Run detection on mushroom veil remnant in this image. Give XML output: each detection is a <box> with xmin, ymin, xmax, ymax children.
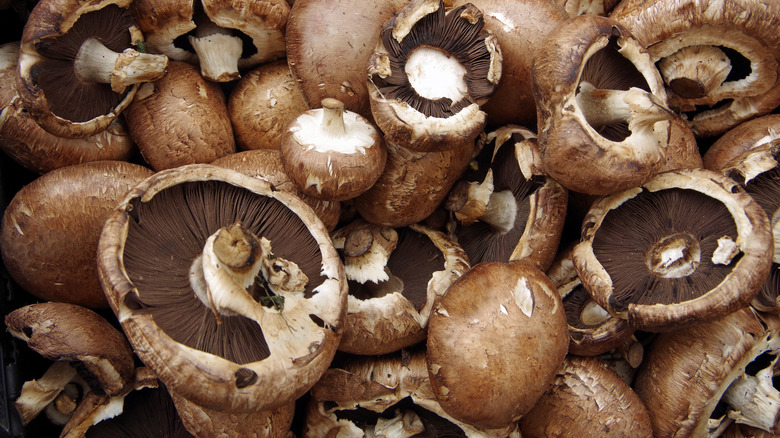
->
<box><xmin>97</xmin><ymin>164</ymin><xmax>347</xmax><ymax>413</ymax></box>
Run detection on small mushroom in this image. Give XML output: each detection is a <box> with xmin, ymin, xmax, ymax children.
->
<box><xmin>97</xmin><ymin>164</ymin><xmax>347</xmax><ymax>413</ymax></box>
<box><xmin>0</xmin><ymin>160</ymin><xmax>154</xmax><ymax>308</ymax></box>
<box><xmin>573</xmin><ymin>168</ymin><xmax>774</xmax><ymax>331</ymax></box>
<box><xmin>280</xmin><ymin>97</ymin><xmax>387</xmax><ymax>201</ymax></box>
<box><xmin>426</xmin><ymin>259</ymin><xmax>569</xmax><ymax>429</ymax></box>
<box><xmin>16</xmin><ymin>0</ymin><xmax>168</xmax><ymax>138</ymax></box>
<box><xmin>367</xmin><ymin>0</ymin><xmax>502</xmax><ymax>153</ymax></box>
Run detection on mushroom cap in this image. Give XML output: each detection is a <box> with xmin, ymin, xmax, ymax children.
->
<box><xmin>634</xmin><ymin>308</ymin><xmax>780</xmax><ymax>437</ymax></box>
<box><xmin>228</xmin><ymin>59</ymin><xmax>309</xmax><ymax>151</ymax></box>
<box><xmin>0</xmin><ymin>42</ymin><xmax>136</xmax><ymax>174</ymax></box>
<box><xmin>124</xmin><ymin>61</ymin><xmax>236</xmax><ymax>171</ymax></box>
<box><xmin>573</xmin><ymin>168</ymin><xmax>774</xmax><ymax>331</ymax></box>
<box><xmin>519</xmin><ymin>356</ymin><xmax>653</xmax><ymax>437</ymax></box>
<box><xmin>610</xmin><ymin>0</ymin><xmax>780</xmax><ymax>138</ymax></box>
<box><xmin>211</xmin><ymin>149</ymin><xmax>342</xmax><ymax>231</ymax></box>
<box><xmin>532</xmin><ymin>14</ymin><xmax>672</xmax><ymax>195</ymax></box>
<box><xmin>5</xmin><ymin>302</ymin><xmax>135</xmax><ymax>397</ymax></box>
<box><xmin>16</xmin><ymin>0</ymin><xmax>149</xmax><ymax>138</ymax></box>
<box><xmin>97</xmin><ymin>163</ymin><xmax>347</xmax><ymax>413</ymax></box>
<box><xmin>0</xmin><ymin>160</ymin><xmax>154</xmax><ymax>308</ymax></box>
<box><xmin>426</xmin><ymin>259</ymin><xmax>569</xmax><ymax>429</ymax></box>
<box><xmin>703</xmin><ymin>115</ymin><xmax>780</xmax><ymax>172</ymax></box>
<box><xmin>451</xmin><ymin>0</ymin><xmax>569</xmax><ymax>128</ymax></box>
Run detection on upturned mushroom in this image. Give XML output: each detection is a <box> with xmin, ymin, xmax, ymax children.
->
<box><xmin>0</xmin><ymin>160</ymin><xmax>154</xmax><ymax>308</ymax></box>
<box><xmin>573</xmin><ymin>168</ymin><xmax>774</xmax><ymax>331</ymax></box>
<box><xmin>610</xmin><ymin>0</ymin><xmax>780</xmax><ymax>138</ymax></box>
<box><xmin>97</xmin><ymin>164</ymin><xmax>347</xmax><ymax>413</ymax></box>
<box><xmin>532</xmin><ymin>14</ymin><xmax>678</xmax><ymax>195</ymax></box>
<box><xmin>426</xmin><ymin>259</ymin><xmax>569</xmax><ymax>429</ymax></box>
<box><xmin>280</xmin><ymin>98</ymin><xmax>387</xmax><ymax>201</ymax></box>
<box><xmin>16</xmin><ymin>0</ymin><xmax>168</xmax><ymax>138</ymax></box>
<box><xmin>367</xmin><ymin>0</ymin><xmax>502</xmax><ymax>153</ymax></box>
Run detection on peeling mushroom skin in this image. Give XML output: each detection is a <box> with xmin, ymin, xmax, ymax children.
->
<box><xmin>532</xmin><ymin>14</ymin><xmax>674</xmax><ymax>196</ymax></box>
<box><xmin>0</xmin><ymin>160</ymin><xmax>154</xmax><ymax>308</ymax></box>
<box><xmin>97</xmin><ymin>164</ymin><xmax>347</xmax><ymax>413</ymax></box>
<box><xmin>573</xmin><ymin>168</ymin><xmax>774</xmax><ymax>331</ymax></box>
<box><xmin>610</xmin><ymin>0</ymin><xmax>780</xmax><ymax>138</ymax></box>
<box><xmin>426</xmin><ymin>259</ymin><xmax>569</xmax><ymax>429</ymax></box>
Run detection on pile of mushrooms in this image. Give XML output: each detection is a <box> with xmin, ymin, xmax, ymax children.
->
<box><xmin>3</xmin><ymin>0</ymin><xmax>780</xmax><ymax>436</ymax></box>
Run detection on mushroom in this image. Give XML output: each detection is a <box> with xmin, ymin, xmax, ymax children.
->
<box><xmin>367</xmin><ymin>0</ymin><xmax>502</xmax><ymax>153</ymax></box>
<box><xmin>228</xmin><ymin>59</ymin><xmax>309</xmax><ymax>151</ymax></box>
<box><xmin>132</xmin><ymin>0</ymin><xmax>289</xmax><ymax>82</ymax></box>
<box><xmin>573</xmin><ymin>168</ymin><xmax>774</xmax><ymax>331</ymax></box>
<box><xmin>280</xmin><ymin>97</ymin><xmax>387</xmax><ymax>201</ymax></box>
<box><xmin>331</xmin><ymin>219</ymin><xmax>470</xmax><ymax>355</ymax></box>
<box><xmin>0</xmin><ymin>41</ymin><xmax>136</xmax><ymax>174</ymax></box>
<box><xmin>518</xmin><ymin>356</ymin><xmax>654</xmax><ymax>437</ymax></box>
<box><xmin>634</xmin><ymin>308</ymin><xmax>780</xmax><ymax>436</ymax></box>
<box><xmin>16</xmin><ymin>0</ymin><xmax>168</xmax><ymax>138</ymax></box>
<box><xmin>445</xmin><ymin>125</ymin><xmax>568</xmax><ymax>271</ymax></box>
<box><xmin>552</xmin><ymin>0</ymin><xmax>620</xmax><ymax>16</ymax></box>
<box><xmin>610</xmin><ymin>0</ymin><xmax>780</xmax><ymax>138</ymax></box>
<box><xmin>426</xmin><ymin>259</ymin><xmax>569</xmax><ymax>429</ymax></box>
<box><xmin>211</xmin><ymin>149</ymin><xmax>341</xmax><ymax>231</ymax></box>
<box><xmin>97</xmin><ymin>164</ymin><xmax>347</xmax><ymax>413</ymax></box>
<box><xmin>0</xmin><ymin>160</ymin><xmax>154</xmax><ymax>308</ymax></box>
<box><xmin>532</xmin><ymin>14</ymin><xmax>678</xmax><ymax>195</ymax></box>
<box><xmin>5</xmin><ymin>302</ymin><xmax>135</xmax><ymax>425</ymax></box>
<box><xmin>123</xmin><ymin>61</ymin><xmax>236</xmax><ymax>171</ymax></box>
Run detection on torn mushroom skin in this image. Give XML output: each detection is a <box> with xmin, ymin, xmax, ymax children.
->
<box><xmin>634</xmin><ymin>308</ymin><xmax>780</xmax><ymax>437</ymax></box>
<box><xmin>367</xmin><ymin>0</ymin><xmax>502</xmax><ymax>153</ymax></box>
<box><xmin>331</xmin><ymin>219</ymin><xmax>470</xmax><ymax>355</ymax></box>
<box><xmin>16</xmin><ymin>0</ymin><xmax>168</xmax><ymax>138</ymax></box>
<box><xmin>573</xmin><ymin>168</ymin><xmax>774</xmax><ymax>331</ymax></box>
<box><xmin>97</xmin><ymin>164</ymin><xmax>347</xmax><ymax>413</ymax></box>
<box><xmin>132</xmin><ymin>0</ymin><xmax>289</xmax><ymax>82</ymax></box>
<box><xmin>532</xmin><ymin>14</ymin><xmax>675</xmax><ymax>196</ymax></box>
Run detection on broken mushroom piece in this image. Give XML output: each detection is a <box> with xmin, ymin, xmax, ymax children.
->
<box><xmin>16</xmin><ymin>0</ymin><xmax>168</xmax><ymax>138</ymax></box>
<box><xmin>304</xmin><ymin>348</ymin><xmax>521</xmax><ymax>437</ymax></box>
<box><xmin>519</xmin><ymin>356</ymin><xmax>654</xmax><ymax>437</ymax></box>
<box><xmin>610</xmin><ymin>0</ymin><xmax>780</xmax><ymax>138</ymax></box>
<box><xmin>573</xmin><ymin>168</ymin><xmax>774</xmax><ymax>331</ymax></box>
<box><xmin>331</xmin><ymin>219</ymin><xmax>470</xmax><ymax>355</ymax></box>
<box><xmin>0</xmin><ymin>41</ymin><xmax>136</xmax><ymax>174</ymax></box>
<box><xmin>635</xmin><ymin>308</ymin><xmax>780</xmax><ymax>436</ymax></box>
<box><xmin>5</xmin><ymin>302</ymin><xmax>135</xmax><ymax>425</ymax></box>
<box><xmin>0</xmin><ymin>160</ymin><xmax>154</xmax><ymax>308</ymax></box>
<box><xmin>367</xmin><ymin>0</ymin><xmax>502</xmax><ymax>153</ymax></box>
<box><xmin>280</xmin><ymin>98</ymin><xmax>387</xmax><ymax>202</ymax></box>
<box><xmin>132</xmin><ymin>0</ymin><xmax>289</xmax><ymax>82</ymax></box>
<box><xmin>703</xmin><ymin>115</ymin><xmax>780</xmax><ymax>172</ymax></box>
<box><xmin>426</xmin><ymin>259</ymin><xmax>569</xmax><ymax>429</ymax></box>
<box><xmin>446</xmin><ymin>125</ymin><xmax>568</xmax><ymax>270</ymax></box>
<box><xmin>532</xmin><ymin>14</ymin><xmax>676</xmax><ymax>195</ymax></box>
<box><xmin>97</xmin><ymin>164</ymin><xmax>347</xmax><ymax>413</ymax></box>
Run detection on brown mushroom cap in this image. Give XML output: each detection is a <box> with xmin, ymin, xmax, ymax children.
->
<box><xmin>703</xmin><ymin>115</ymin><xmax>780</xmax><ymax>172</ymax></box>
<box><xmin>532</xmin><ymin>14</ymin><xmax>674</xmax><ymax>195</ymax></box>
<box><xmin>573</xmin><ymin>168</ymin><xmax>774</xmax><ymax>331</ymax></box>
<box><xmin>426</xmin><ymin>259</ymin><xmax>569</xmax><ymax>429</ymax></box>
<box><xmin>97</xmin><ymin>164</ymin><xmax>347</xmax><ymax>413</ymax></box>
<box><xmin>519</xmin><ymin>355</ymin><xmax>653</xmax><ymax>437</ymax></box>
<box><xmin>0</xmin><ymin>160</ymin><xmax>154</xmax><ymax>308</ymax></box>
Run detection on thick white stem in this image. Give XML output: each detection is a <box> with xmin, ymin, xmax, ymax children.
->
<box><xmin>480</xmin><ymin>189</ymin><xmax>517</xmax><ymax>234</ymax></box>
<box><xmin>320</xmin><ymin>98</ymin><xmax>347</xmax><ymax>137</ymax></box>
<box><xmin>74</xmin><ymin>38</ymin><xmax>168</xmax><ymax>93</ymax></box>
<box><xmin>576</xmin><ymin>82</ymin><xmax>672</xmax><ymax>131</ymax></box>
<box><xmin>723</xmin><ymin>365</ymin><xmax>780</xmax><ymax>433</ymax></box>
<box><xmin>188</xmin><ymin>20</ymin><xmax>242</xmax><ymax>82</ymax></box>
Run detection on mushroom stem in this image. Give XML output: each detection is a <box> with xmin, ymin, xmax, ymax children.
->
<box><xmin>576</xmin><ymin>81</ymin><xmax>673</xmax><ymax>132</ymax></box>
<box><xmin>320</xmin><ymin>98</ymin><xmax>347</xmax><ymax>137</ymax></box>
<box><xmin>480</xmin><ymin>189</ymin><xmax>518</xmax><ymax>234</ymax></box>
<box><xmin>722</xmin><ymin>363</ymin><xmax>780</xmax><ymax>433</ymax></box>
<box><xmin>657</xmin><ymin>46</ymin><xmax>732</xmax><ymax>99</ymax></box>
<box><xmin>15</xmin><ymin>361</ymin><xmax>79</xmax><ymax>425</ymax></box>
<box><xmin>73</xmin><ymin>37</ymin><xmax>168</xmax><ymax>94</ymax></box>
<box><xmin>188</xmin><ymin>17</ymin><xmax>243</xmax><ymax>82</ymax></box>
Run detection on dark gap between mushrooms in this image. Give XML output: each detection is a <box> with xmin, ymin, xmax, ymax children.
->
<box><xmin>31</xmin><ymin>4</ymin><xmax>133</xmax><ymax>122</ymax></box>
<box><xmin>122</xmin><ymin>180</ymin><xmax>325</xmax><ymax>364</ymax></box>
<box><xmin>592</xmin><ymin>188</ymin><xmax>740</xmax><ymax>310</ymax></box>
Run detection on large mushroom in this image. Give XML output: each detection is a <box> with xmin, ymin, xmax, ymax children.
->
<box><xmin>97</xmin><ymin>164</ymin><xmax>347</xmax><ymax>413</ymax></box>
<box><xmin>16</xmin><ymin>0</ymin><xmax>168</xmax><ymax>138</ymax></box>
